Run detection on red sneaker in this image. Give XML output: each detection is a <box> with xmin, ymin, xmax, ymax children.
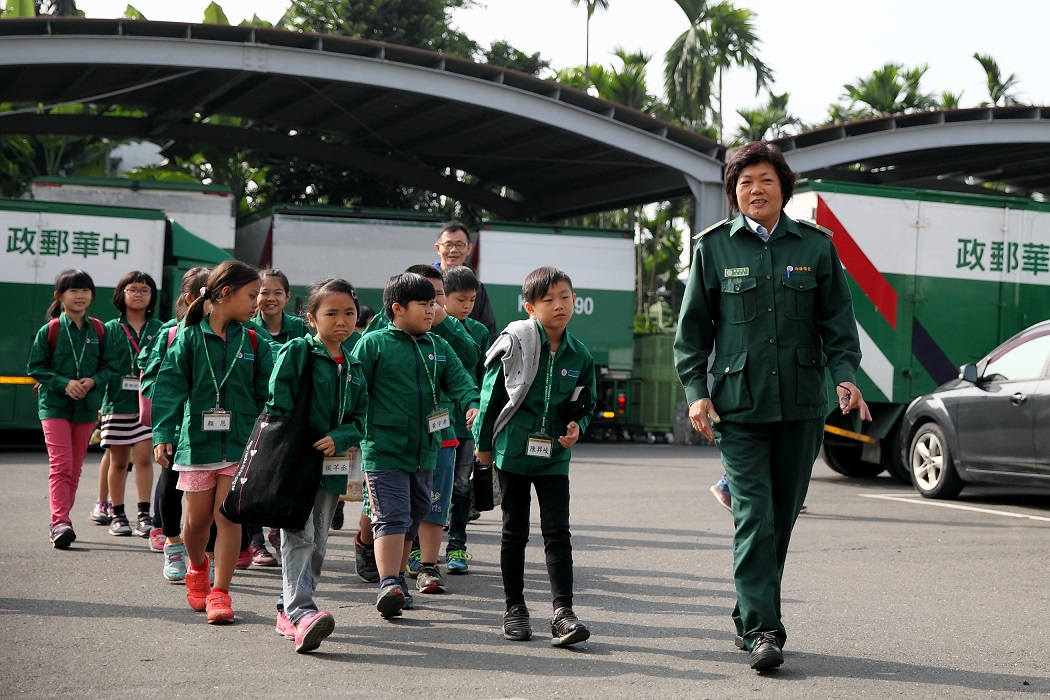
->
<box><xmin>185</xmin><ymin>555</ymin><xmax>211</xmax><ymax>612</ymax></box>
<box><xmin>235</xmin><ymin>548</ymin><xmax>252</xmax><ymax>569</ymax></box>
<box><xmin>275</xmin><ymin>610</ymin><xmax>295</xmax><ymax>639</ymax></box>
<box><xmin>205</xmin><ymin>591</ymin><xmax>234</xmax><ymax>624</ymax></box>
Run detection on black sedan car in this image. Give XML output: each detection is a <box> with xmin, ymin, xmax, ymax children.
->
<box><xmin>900</xmin><ymin>319</ymin><xmax>1050</xmax><ymax>499</ymax></box>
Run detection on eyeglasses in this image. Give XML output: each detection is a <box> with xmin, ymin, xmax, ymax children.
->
<box><xmin>124</xmin><ymin>287</ymin><xmax>151</xmax><ymax>295</ymax></box>
<box><xmin>439</xmin><ymin>241</ymin><xmax>469</xmax><ymax>251</ymax></box>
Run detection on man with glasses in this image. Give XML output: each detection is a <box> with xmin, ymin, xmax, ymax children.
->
<box><xmin>433</xmin><ymin>221</ymin><xmax>497</xmax><ymax>343</ymax></box>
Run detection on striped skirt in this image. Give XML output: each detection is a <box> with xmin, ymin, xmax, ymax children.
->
<box><xmin>100</xmin><ymin>413</ymin><xmax>152</xmax><ymax>448</ymax></box>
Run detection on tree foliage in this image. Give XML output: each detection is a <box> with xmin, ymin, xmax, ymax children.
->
<box><xmin>973</xmin><ymin>53</ymin><xmax>1021</xmax><ymax>106</ymax></box>
<box><xmin>731</xmin><ymin>92</ymin><xmax>799</xmax><ymax>145</ymax></box>
<box><xmin>834</xmin><ymin>63</ymin><xmax>936</xmax><ymax>120</ymax></box>
<box><xmin>483</xmin><ymin>40</ymin><xmax>550</xmax><ymax>76</ymax></box>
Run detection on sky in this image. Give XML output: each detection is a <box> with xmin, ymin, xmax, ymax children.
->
<box><xmin>68</xmin><ymin>0</ymin><xmax>1050</xmax><ymax>139</ymax></box>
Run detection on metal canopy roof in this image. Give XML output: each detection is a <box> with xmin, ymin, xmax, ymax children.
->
<box><xmin>0</xmin><ymin>17</ymin><xmax>727</xmax><ymax>223</ymax></box>
<box><xmin>769</xmin><ymin>107</ymin><xmax>1050</xmax><ymax>198</ymax></box>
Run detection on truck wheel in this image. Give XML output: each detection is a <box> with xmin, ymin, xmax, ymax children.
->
<box><xmin>909</xmin><ymin>423</ymin><xmax>963</xmax><ymax>499</ymax></box>
<box><xmin>822</xmin><ymin>443</ymin><xmax>886</xmax><ymax>478</ymax></box>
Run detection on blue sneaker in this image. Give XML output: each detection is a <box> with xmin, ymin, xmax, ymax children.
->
<box><xmin>163</xmin><ymin>542</ymin><xmax>187</xmax><ymax>584</ymax></box>
<box><xmin>446</xmin><ymin>549</ymin><xmax>471</xmax><ymax>574</ymax></box>
<box><xmin>406</xmin><ymin>549</ymin><xmax>422</xmax><ymax>578</ymax></box>
<box><xmin>398</xmin><ymin>575</ymin><xmax>415</xmax><ymax>610</ymax></box>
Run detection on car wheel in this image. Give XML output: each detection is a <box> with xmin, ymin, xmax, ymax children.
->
<box><xmin>909</xmin><ymin>423</ymin><xmax>963</xmax><ymax>499</ymax></box>
<box><xmin>822</xmin><ymin>442</ymin><xmax>886</xmax><ymax>478</ymax></box>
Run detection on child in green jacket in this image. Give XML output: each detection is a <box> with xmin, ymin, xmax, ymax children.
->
<box><xmin>152</xmin><ymin>260</ymin><xmax>275</xmax><ymax>625</ymax></box>
<box><xmin>353</xmin><ymin>272</ymin><xmax>480</xmax><ymax>619</ymax></box>
<box><xmin>269</xmin><ymin>278</ymin><xmax>368</xmax><ymax>653</ymax></box>
<box><xmin>474</xmin><ymin>266</ymin><xmax>596</xmax><ymax>647</ymax></box>
<box><xmin>27</xmin><ymin>269</ymin><xmax>118</xmax><ymax>549</ymax></box>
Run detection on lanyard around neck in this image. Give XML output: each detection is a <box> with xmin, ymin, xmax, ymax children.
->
<box><xmin>539</xmin><ymin>349</ymin><xmax>555</xmax><ymax>436</ymax></box>
<box><xmin>66</xmin><ymin>319</ymin><xmax>88</xmax><ymax>379</ymax></box>
<box><xmin>407</xmin><ymin>331</ymin><xmax>439</xmax><ymax>410</ymax></box>
<box><xmin>202</xmin><ymin>325</ymin><xmax>246</xmax><ymax>408</ymax></box>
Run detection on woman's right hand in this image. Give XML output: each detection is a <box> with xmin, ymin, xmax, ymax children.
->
<box><xmin>154</xmin><ymin>443</ymin><xmax>173</xmax><ymax>467</ymax></box>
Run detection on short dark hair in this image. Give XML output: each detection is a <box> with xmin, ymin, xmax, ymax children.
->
<box><xmin>443</xmin><ymin>265</ymin><xmax>480</xmax><ymax>295</ymax></box>
<box><xmin>357</xmin><ymin>305</ymin><xmax>375</xmax><ymax>330</ymax></box>
<box><xmin>724</xmin><ymin>141</ymin><xmax>798</xmax><ymax>214</ymax></box>
<box><xmin>522</xmin><ymin>266</ymin><xmax>573</xmax><ymax>304</ymax></box>
<box><xmin>438</xmin><ymin>221</ymin><xmax>470</xmax><ymax>241</ymax></box>
<box><xmin>47</xmin><ymin>269</ymin><xmax>95</xmax><ymax>320</ymax></box>
<box><xmin>405</xmin><ymin>264</ymin><xmax>442</xmax><ymax>281</ymax></box>
<box><xmin>306</xmin><ymin>277</ymin><xmax>359</xmax><ymax>318</ymax></box>
<box><xmin>259</xmin><ymin>267</ymin><xmax>291</xmax><ymax>293</ymax></box>
<box><xmin>383</xmin><ymin>273</ymin><xmax>435</xmax><ymax>320</ymax></box>
<box><xmin>112</xmin><ymin>270</ymin><xmax>158</xmax><ymax>316</ymax></box>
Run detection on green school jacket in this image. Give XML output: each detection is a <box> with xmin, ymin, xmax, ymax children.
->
<box><xmin>137</xmin><ymin>318</ymin><xmax>178</xmax><ymax>400</ymax></box>
<box><xmin>353</xmin><ymin>325</ymin><xmax>480</xmax><ymax>473</ymax></box>
<box><xmin>473</xmin><ymin>322</ymin><xmax>596</xmax><ymax>477</ymax></box>
<box><xmin>454</xmin><ymin>315</ymin><xmax>491</xmax><ymax>440</ymax></box>
<box><xmin>248</xmin><ymin>311</ymin><xmax>310</xmax><ymax>346</ymax></box>
<box><xmin>673</xmin><ymin>213</ymin><xmax>861</xmax><ymax>423</ymax></box>
<box><xmin>102</xmin><ymin>316</ymin><xmax>163</xmax><ymax>415</ymax></box>
<box><xmin>27</xmin><ymin>313</ymin><xmax>118</xmax><ymax>422</ymax></box>
<box><xmin>266</xmin><ymin>335</ymin><xmax>368</xmax><ymax>495</ymax></box>
<box><xmin>430</xmin><ymin>315</ymin><xmax>480</xmax><ymax>443</ymax></box>
<box><xmin>151</xmin><ymin>315</ymin><xmax>275</xmax><ymax>465</ymax></box>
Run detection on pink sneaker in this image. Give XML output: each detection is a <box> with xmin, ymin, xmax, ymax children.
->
<box><xmin>149</xmin><ymin>528</ymin><xmax>165</xmax><ymax>553</ymax></box>
<box><xmin>235</xmin><ymin>548</ymin><xmax>253</xmax><ymax>569</ymax></box>
<box><xmin>249</xmin><ymin>543</ymin><xmax>278</xmax><ymax>567</ymax></box>
<box><xmin>275</xmin><ymin>610</ymin><xmax>295</xmax><ymax>639</ymax></box>
<box><xmin>205</xmin><ymin>591</ymin><xmax>234</xmax><ymax>624</ymax></box>
<box><xmin>294</xmin><ymin>611</ymin><xmax>335</xmax><ymax>653</ymax></box>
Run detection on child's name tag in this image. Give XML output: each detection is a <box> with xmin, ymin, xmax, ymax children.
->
<box><xmin>122</xmin><ymin>376</ymin><xmax>141</xmax><ymax>391</ymax></box>
<box><xmin>527</xmin><ymin>434</ymin><xmax>553</xmax><ymax>459</ymax></box>
<box><xmin>428</xmin><ymin>409</ymin><xmax>451</xmax><ymax>433</ymax></box>
<box><xmin>202</xmin><ymin>410</ymin><xmax>231</xmax><ymax>432</ymax></box>
<box><xmin>323</xmin><ymin>452</ymin><xmax>351</xmax><ymax>475</ymax></box>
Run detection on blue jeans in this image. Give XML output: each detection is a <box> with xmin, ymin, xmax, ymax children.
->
<box><xmin>446</xmin><ymin>438</ymin><xmax>475</xmax><ymax>552</ymax></box>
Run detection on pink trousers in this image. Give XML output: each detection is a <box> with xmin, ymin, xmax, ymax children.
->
<box><xmin>41</xmin><ymin>419</ymin><xmax>96</xmax><ymax>529</ymax></box>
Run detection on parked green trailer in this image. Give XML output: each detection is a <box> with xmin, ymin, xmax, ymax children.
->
<box><xmin>784</xmin><ymin>181</ymin><xmax>1050</xmax><ymax>480</ymax></box>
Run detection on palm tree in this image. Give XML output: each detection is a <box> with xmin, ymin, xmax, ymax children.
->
<box><xmin>839</xmin><ymin>63</ymin><xmax>935</xmax><ymax>118</ymax></box>
<box><xmin>938</xmin><ymin>90</ymin><xmax>964</xmax><ymax>110</ymax></box>
<box><xmin>973</xmin><ymin>53</ymin><xmax>1021</xmax><ymax>106</ymax></box>
<box><xmin>732</xmin><ymin>92</ymin><xmax>799</xmax><ymax>145</ymax></box>
<box><xmin>568</xmin><ymin>0</ymin><xmax>610</xmax><ymax>91</ymax></box>
<box><xmin>604</xmin><ymin>47</ymin><xmax>653</xmax><ymax>111</ymax></box>
<box><xmin>664</xmin><ymin>0</ymin><xmax>771</xmax><ymax>139</ymax></box>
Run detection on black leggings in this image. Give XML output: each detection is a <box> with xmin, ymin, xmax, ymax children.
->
<box><xmin>152</xmin><ymin>467</ymin><xmax>183</xmax><ymax>539</ymax></box>
<box><xmin>497</xmin><ymin>469</ymin><xmax>573</xmax><ymax>612</ymax></box>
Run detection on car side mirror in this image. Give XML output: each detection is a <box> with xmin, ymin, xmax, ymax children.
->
<box><xmin>960</xmin><ymin>363</ymin><xmax>979</xmax><ymax>383</ymax></box>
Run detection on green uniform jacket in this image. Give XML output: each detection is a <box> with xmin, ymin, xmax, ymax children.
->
<box><xmin>473</xmin><ymin>322</ymin><xmax>596</xmax><ymax>477</ymax></box>
<box><xmin>454</xmin><ymin>316</ymin><xmax>490</xmax><ymax>440</ymax></box>
<box><xmin>151</xmin><ymin>316</ymin><xmax>276</xmax><ymax>465</ymax></box>
<box><xmin>27</xmin><ymin>313</ymin><xmax>118</xmax><ymax>422</ymax></box>
<box><xmin>137</xmin><ymin>318</ymin><xmax>178</xmax><ymax>400</ymax></box>
<box><xmin>102</xmin><ymin>316</ymin><xmax>163</xmax><ymax>415</ymax></box>
<box><xmin>247</xmin><ymin>311</ymin><xmax>310</xmax><ymax>346</ymax></box>
<box><xmin>266</xmin><ymin>335</ymin><xmax>368</xmax><ymax>495</ymax></box>
<box><xmin>353</xmin><ymin>325</ymin><xmax>480</xmax><ymax>473</ymax></box>
<box><xmin>674</xmin><ymin>213</ymin><xmax>862</xmax><ymax>423</ymax></box>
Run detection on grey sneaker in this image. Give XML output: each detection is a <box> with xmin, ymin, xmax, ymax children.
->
<box><xmin>376</xmin><ymin>579</ymin><xmax>405</xmax><ymax>618</ymax></box>
<box><xmin>551</xmin><ymin>607</ymin><xmax>590</xmax><ymax>647</ymax></box>
<box><xmin>133</xmin><ymin>514</ymin><xmax>153</xmax><ymax>538</ymax></box>
<box><xmin>398</xmin><ymin>575</ymin><xmax>415</xmax><ymax>609</ymax></box>
<box><xmin>502</xmin><ymin>604</ymin><xmax>532</xmax><ymax>641</ymax></box>
<box><xmin>416</xmin><ymin>565</ymin><xmax>445</xmax><ymax>594</ymax></box>
<box><xmin>50</xmin><ymin>523</ymin><xmax>76</xmax><ymax>549</ymax></box>
<box><xmin>109</xmin><ymin>516</ymin><xmax>132</xmax><ymax>537</ymax></box>
<box><xmin>90</xmin><ymin>501</ymin><xmax>112</xmax><ymax>525</ymax></box>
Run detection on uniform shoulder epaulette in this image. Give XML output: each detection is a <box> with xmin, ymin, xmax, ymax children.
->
<box><xmin>798</xmin><ymin>219</ymin><xmax>833</xmax><ymax>237</ymax></box>
<box><xmin>694</xmin><ymin>217</ymin><xmax>729</xmax><ymax>239</ymax></box>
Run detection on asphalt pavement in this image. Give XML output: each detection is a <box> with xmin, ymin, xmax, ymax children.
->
<box><xmin>1</xmin><ymin>442</ymin><xmax>1048</xmax><ymax>699</ymax></box>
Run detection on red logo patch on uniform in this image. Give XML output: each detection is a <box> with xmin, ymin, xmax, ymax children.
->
<box><xmin>561</xmin><ymin>369</ymin><xmax>568</xmax><ymax>376</ymax></box>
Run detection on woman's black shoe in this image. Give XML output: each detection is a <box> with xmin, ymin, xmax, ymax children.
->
<box><xmin>551</xmin><ymin>607</ymin><xmax>590</xmax><ymax>647</ymax></box>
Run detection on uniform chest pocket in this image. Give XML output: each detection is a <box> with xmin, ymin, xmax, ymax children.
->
<box><xmin>782</xmin><ymin>274</ymin><xmax>816</xmax><ymax>320</ymax></box>
<box><xmin>720</xmin><ymin>277</ymin><xmax>757</xmax><ymax>324</ymax></box>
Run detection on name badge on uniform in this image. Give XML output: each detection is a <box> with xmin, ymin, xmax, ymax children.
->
<box><xmin>724</xmin><ymin>267</ymin><xmax>750</xmax><ymax>277</ymax></box>
<box><xmin>122</xmin><ymin>376</ymin><xmax>141</xmax><ymax>391</ymax></box>
<box><xmin>527</xmin><ymin>433</ymin><xmax>553</xmax><ymax>459</ymax></box>
<box><xmin>202</xmin><ymin>409</ymin><xmax>231</xmax><ymax>432</ymax></box>
<box><xmin>323</xmin><ymin>451</ymin><xmax>351</xmax><ymax>475</ymax></box>
<box><xmin>428</xmin><ymin>408</ymin><xmax>451</xmax><ymax>433</ymax></box>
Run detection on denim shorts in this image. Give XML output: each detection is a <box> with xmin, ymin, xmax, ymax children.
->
<box><xmin>365</xmin><ymin>469</ymin><xmax>433</xmax><ymax>539</ymax></box>
<box><xmin>423</xmin><ymin>446</ymin><xmax>456</xmax><ymax>527</ymax></box>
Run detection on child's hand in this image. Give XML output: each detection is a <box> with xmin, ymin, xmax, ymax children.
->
<box><xmin>77</xmin><ymin>378</ymin><xmax>96</xmax><ymax>392</ymax></box>
<box><xmin>475</xmin><ymin>449</ymin><xmax>493</xmax><ymax>465</ymax></box>
<box><xmin>465</xmin><ymin>408</ymin><xmax>479</xmax><ymax>430</ymax></box>
<box><xmin>65</xmin><ymin>380</ymin><xmax>85</xmax><ymax>400</ymax></box>
<box><xmin>155</xmin><ymin>443</ymin><xmax>173</xmax><ymax>467</ymax></box>
<box><xmin>558</xmin><ymin>421</ymin><xmax>580</xmax><ymax>449</ymax></box>
<box><xmin>313</xmin><ymin>436</ymin><xmax>336</xmax><ymax>456</ymax></box>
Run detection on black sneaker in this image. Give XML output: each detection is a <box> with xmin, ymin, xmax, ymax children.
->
<box><xmin>109</xmin><ymin>516</ymin><xmax>132</xmax><ymax>537</ymax></box>
<box><xmin>331</xmin><ymin>501</ymin><xmax>345</xmax><ymax>531</ymax></box>
<box><xmin>416</xmin><ymin>565</ymin><xmax>445</xmax><ymax>594</ymax></box>
<box><xmin>551</xmin><ymin>607</ymin><xmax>590</xmax><ymax>647</ymax></box>
<box><xmin>355</xmin><ymin>534</ymin><xmax>380</xmax><ymax>583</ymax></box>
<box><xmin>502</xmin><ymin>604</ymin><xmax>532</xmax><ymax>641</ymax></box>
<box><xmin>376</xmin><ymin>579</ymin><xmax>405</xmax><ymax>618</ymax></box>
<box><xmin>50</xmin><ymin>523</ymin><xmax>76</xmax><ymax>549</ymax></box>
<box><xmin>133</xmin><ymin>514</ymin><xmax>153</xmax><ymax>538</ymax></box>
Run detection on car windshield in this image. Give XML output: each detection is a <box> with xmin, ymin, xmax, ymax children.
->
<box><xmin>983</xmin><ymin>333</ymin><xmax>1050</xmax><ymax>382</ymax></box>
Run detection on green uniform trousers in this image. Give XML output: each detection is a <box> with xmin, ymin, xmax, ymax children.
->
<box><xmin>715</xmin><ymin>416</ymin><xmax>824</xmax><ymax>650</ymax></box>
